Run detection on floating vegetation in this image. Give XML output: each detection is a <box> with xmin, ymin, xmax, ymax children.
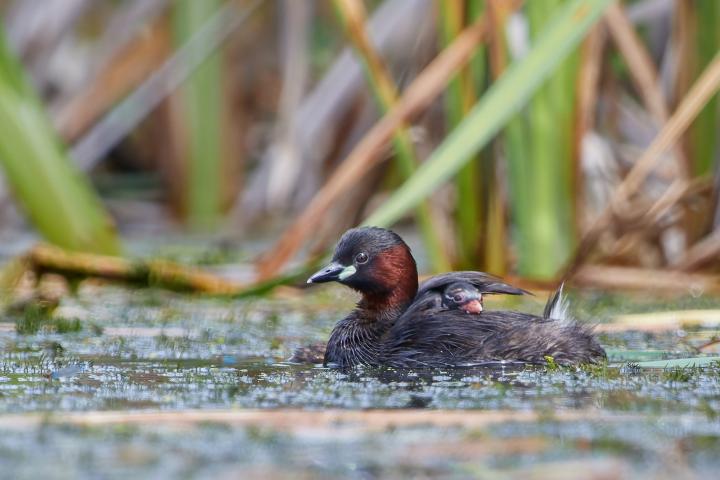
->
<box><xmin>580</xmin><ymin>361</ymin><xmax>621</xmax><ymax>380</ymax></box>
<box><xmin>543</xmin><ymin>355</ymin><xmax>560</xmax><ymax>372</ymax></box>
<box><xmin>0</xmin><ymin>279</ymin><xmax>719</xmax><ymax>477</ymax></box>
<box><xmin>13</xmin><ymin>304</ymin><xmax>82</xmax><ymax>335</ymax></box>
<box><xmin>663</xmin><ymin>366</ymin><xmax>695</xmax><ymax>383</ymax></box>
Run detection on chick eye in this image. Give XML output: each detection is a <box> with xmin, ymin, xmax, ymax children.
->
<box><xmin>355</xmin><ymin>252</ymin><xmax>369</xmax><ymax>264</ymax></box>
<box><xmin>453</xmin><ymin>294</ymin><xmax>464</xmax><ymax>303</ymax></box>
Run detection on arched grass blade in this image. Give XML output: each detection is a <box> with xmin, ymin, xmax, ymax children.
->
<box><xmin>333</xmin><ymin>0</ymin><xmax>451</xmax><ymax>271</ymax></box>
<box><xmin>0</xmin><ymin>29</ymin><xmax>120</xmax><ymax>254</ymax></box>
<box><xmin>364</xmin><ymin>0</ymin><xmax>613</xmax><ymax>232</ymax></box>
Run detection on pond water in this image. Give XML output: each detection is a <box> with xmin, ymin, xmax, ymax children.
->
<box><xmin>1</xmin><ymin>281</ymin><xmax>720</xmax><ymax>478</ymax></box>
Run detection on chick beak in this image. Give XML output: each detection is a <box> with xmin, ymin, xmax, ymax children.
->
<box><xmin>461</xmin><ymin>293</ymin><xmax>483</xmax><ymax>314</ymax></box>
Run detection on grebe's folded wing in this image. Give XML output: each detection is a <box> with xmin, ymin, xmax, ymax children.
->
<box><xmin>418</xmin><ymin>271</ymin><xmax>529</xmax><ymax>298</ymax></box>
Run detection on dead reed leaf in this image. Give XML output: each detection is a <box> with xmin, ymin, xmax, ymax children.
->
<box><xmin>575</xmin><ymin>24</ymin><xmax>607</xmax><ymax>231</ymax></box>
<box><xmin>0</xmin><ymin>408</ymin><xmax>642</xmax><ymax>432</ymax></box>
<box><xmin>334</xmin><ymin>0</ymin><xmax>451</xmax><ymax>271</ymax></box>
<box><xmin>605</xmin><ymin>2</ymin><xmax>688</xmax><ymax>178</ymax></box>
<box><xmin>485</xmin><ymin>0</ymin><xmax>516</xmax><ymax>79</ymax></box>
<box><xmin>576</xmin><ymin>25</ymin><xmax>605</xmax><ymax>136</ymax></box>
<box><xmin>573</xmin><ymin>264</ymin><xmax>720</xmax><ymax>294</ymax></box>
<box><xmin>605</xmin><ymin>4</ymin><xmax>668</xmax><ymax>122</ymax></box>
<box><xmin>335</xmin><ymin>0</ymin><xmax>399</xmax><ymax>106</ymax></box>
<box><xmin>598</xmin><ymin>309</ymin><xmax>720</xmax><ymax>333</ymax></box>
<box><xmin>568</xmin><ymin>52</ymin><xmax>720</xmax><ymax>273</ymax></box>
<box><xmin>70</xmin><ymin>0</ymin><xmax>262</xmax><ymax>170</ymax></box>
<box><xmin>54</xmin><ymin>17</ymin><xmax>170</xmax><ymax>141</ymax></box>
<box><xmin>256</xmin><ymin>16</ymin><xmax>489</xmax><ymax>279</ymax></box>
<box><xmin>611</xmin><ymin>53</ymin><xmax>720</xmax><ymax>208</ymax></box>
<box><xmin>401</xmin><ymin>437</ymin><xmax>550</xmax><ymax>461</ymax></box>
<box><xmin>675</xmin><ymin>231</ymin><xmax>720</xmax><ymax>271</ymax></box>
<box><xmin>25</xmin><ymin>244</ymin><xmax>242</xmax><ymax>294</ymax></box>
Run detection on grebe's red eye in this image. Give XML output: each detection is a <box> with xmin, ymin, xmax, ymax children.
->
<box><xmin>355</xmin><ymin>252</ymin><xmax>369</xmax><ymax>264</ymax></box>
<box><xmin>453</xmin><ymin>294</ymin><xmax>464</xmax><ymax>303</ymax></box>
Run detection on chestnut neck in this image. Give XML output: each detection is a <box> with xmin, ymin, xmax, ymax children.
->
<box><xmin>358</xmin><ymin>245</ymin><xmax>418</xmax><ymax>321</ymax></box>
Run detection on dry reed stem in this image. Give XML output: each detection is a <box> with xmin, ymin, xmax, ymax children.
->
<box><xmin>698</xmin><ymin>338</ymin><xmax>720</xmax><ymax>352</ymax></box>
<box><xmin>595</xmin><ymin>174</ymin><xmax>709</xmax><ymax>271</ymax></box>
<box><xmin>70</xmin><ymin>0</ymin><xmax>262</xmax><ymax>170</ymax></box>
<box><xmin>573</xmin><ymin>264</ymin><xmax>720</xmax><ymax>294</ymax></box>
<box><xmin>604</xmin><ymin>2</ymin><xmax>688</xmax><ymax>178</ymax></box>
<box><xmin>256</xmin><ymin>16</ymin><xmax>490</xmax><ymax>279</ymax></box>
<box><xmin>334</xmin><ymin>0</ymin><xmax>399</xmax><ymax>107</ymax></box>
<box><xmin>612</xmin><ymin>176</ymin><xmax>710</xmax><ymax>230</ymax></box>
<box><xmin>675</xmin><ymin>231</ymin><xmax>720</xmax><ymax>271</ymax></box>
<box><xmin>597</xmin><ymin>309</ymin><xmax>720</xmax><ymax>333</ymax></box>
<box><xmin>572</xmin><ymin>177</ymin><xmax>709</xmax><ymax>267</ymax></box>
<box><xmin>0</xmin><ymin>408</ymin><xmax>641</xmax><ymax>431</ymax></box>
<box><xmin>26</xmin><ymin>244</ymin><xmax>241</xmax><ymax>294</ymax></box>
<box><xmin>401</xmin><ymin>436</ymin><xmax>550</xmax><ymax>460</ymax></box>
<box><xmin>54</xmin><ymin>18</ymin><xmax>170</xmax><ymax>141</ymax></box>
<box><xmin>612</xmin><ymin>53</ymin><xmax>720</xmax><ymax>207</ymax></box>
<box><xmin>334</xmin><ymin>0</ymin><xmax>451</xmax><ymax>271</ymax></box>
<box><xmin>576</xmin><ymin>25</ymin><xmax>605</xmax><ymax>136</ymax></box>
<box><xmin>485</xmin><ymin>0</ymin><xmax>515</xmax><ymax>79</ymax></box>
<box><xmin>575</xmin><ymin>24</ymin><xmax>606</xmax><ymax>230</ymax></box>
<box><xmin>605</xmin><ymin>3</ymin><xmax>666</xmax><ymax>118</ymax></box>
<box><xmin>597</xmin><ymin>324</ymin><xmax>704</xmax><ymax>333</ymax></box>
<box><xmin>568</xmin><ymin>52</ymin><xmax>720</xmax><ymax>273</ymax></box>
<box><xmin>639</xmin><ymin>174</ymin><xmax>710</xmax><ymax>223</ymax></box>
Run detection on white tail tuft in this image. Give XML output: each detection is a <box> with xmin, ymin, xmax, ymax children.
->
<box><xmin>544</xmin><ymin>283</ymin><xmax>570</xmax><ymax>323</ymax></box>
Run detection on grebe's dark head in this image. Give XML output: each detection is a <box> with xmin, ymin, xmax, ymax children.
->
<box><xmin>442</xmin><ymin>281</ymin><xmax>483</xmax><ymax>314</ymax></box>
<box><xmin>307</xmin><ymin>227</ymin><xmax>418</xmax><ymax>310</ymax></box>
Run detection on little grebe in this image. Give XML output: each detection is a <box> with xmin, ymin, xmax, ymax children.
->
<box><xmin>307</xmin><ymin>227</ymin><xmax>606</xmax><ymax>368</ymax></box>
<box><xmin>441</xmin><ymin>281</ymin><xmax>485</xmax><ymax>313</ymax></box>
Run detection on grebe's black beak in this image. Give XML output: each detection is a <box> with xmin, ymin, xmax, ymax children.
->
<box><xmin>307</xmin><ymin>261</ymin><xmax>356</xmax><ymax>284</ymax></box>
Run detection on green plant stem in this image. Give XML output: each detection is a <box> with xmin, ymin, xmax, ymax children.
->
<box><xmin>0</xmin><ymin>29</ymin><xmax>120</xmax><ymax>254</ymax></box>
<box><xmin>439</xmin><ymin>0</ymin><xmax>482</xmax><ymax>268</ymax></box>
<box><xmin>333</xmin><ymin>0</ymin><xmax>450</xmax><ymax>272</ymax></box>
<box><xmin>173</xmin><ymin>0</ymin><xmax>224</xmax><ymax>230</ymax></box>
<box><xmin>467</xmin><ymin>0</ymin><xmax>507</xmax><ymax>275</ymax></box>
<box><xmin>516</xmin><ymin>0</ymin><xmax>579</xmax><ymax>278</ymax></box>
<box><xmin>688</xmin><ymin>0</ymin><xmax>720</xmax><ymax>176</ymax></box>
<box><xmin>364</xmin><ymin>0</ymin><xmax>612</xmax><ymax>265</ymax></box>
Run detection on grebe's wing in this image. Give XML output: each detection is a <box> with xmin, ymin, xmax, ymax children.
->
<box><xmin>418</xmin><ymin>271</ymin><xmax>529</xmax><ymax>298</ymax></box>
<box><xmin>402</xmin><ymin>288</ymin><xmax>444</xmax><ymax>317</ymax></box>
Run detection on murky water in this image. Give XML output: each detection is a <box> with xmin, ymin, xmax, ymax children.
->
<box><xmin>1</xmin><ymin>282</ymin><xmax>720</xmax><ymax>478</ymax></box>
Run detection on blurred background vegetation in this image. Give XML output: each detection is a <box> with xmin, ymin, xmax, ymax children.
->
<box><xmin>0</xmin><ymin>0</ymin><xmax>718</xmax><ymax>291</ymax></box>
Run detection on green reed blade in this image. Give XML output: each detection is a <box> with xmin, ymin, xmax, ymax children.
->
<box><xmin>688</xmin><ymin>0</ymin><xmax>720</xmax><ymax>176</ymax></box>
<box><xmin>0</xmin><ymin>29</ymin><xmax>120</xmax><ymax>254</ymax></box>
<box><xmin>510</xmin><ymin>0</ymin><xmax>580</xmax><ymax>279</ymax></box>
<box><xmin>173</xmin><ymin>0</ymin><xmax>224</xmax><ymax>230</ymax></box>
<box><xmin>439</xmin><ymin>0</ymin><xmax>482</xmax><ymax>268</ymax></box>
<box><xmin>364</xmin><ymin>0</ymin><xmax>612</xmax><ymax>265</ymax></box>
<box><xmin>333</xmin><ymin>0</ymin><xmax>450</xmax><ymax>272</ymax></box>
